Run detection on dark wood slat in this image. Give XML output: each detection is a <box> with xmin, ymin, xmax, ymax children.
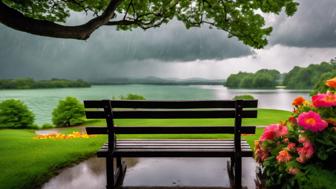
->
<box><xmin>97</xmin><ymin>148</ymin><xmax>253</xmax><ymax>157</ymax></box>
<box><xmin>113</xmin><ymin>145</ymin><xmax>251</xmax><ymax>149</ymax></box>
<box><xmin>117</xmin><ymin>139</ymin><xmax>249</xmax><ymax>143</ymax></box>
<box><xmin>114</xmin><ymin>143</ymin><xmax>250</xmax><ymax>146</ymax></box>
<box><xmin>86</xmin><ymin>126</ymin><xmax>256</xmax><ymax>135</ymax></box>
<box><xmin>86</xmin><ymin>127</ymin><xmax>106</xmax><ymax>134</ymax></box>
<box><xmin>85</xmin><ymin>110</ymin><xmax>257</xmax><ymax>119</ymax></box>
<box><xmin>84</xmin><ymin>100</ymin><xmax>258</xmax><ymax>109</ymax></box>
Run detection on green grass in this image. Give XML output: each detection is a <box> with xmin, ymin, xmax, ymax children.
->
<box><xmin>0</xmin><ymin>129</ymin><xmax>106</xmax><ymax>189</ymax></box>
<box><xmin>0</xmin><ymin>108</ymin><xmax>290</xmax><ymax>189</ymax></box>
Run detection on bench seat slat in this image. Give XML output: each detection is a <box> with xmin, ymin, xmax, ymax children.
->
<box><xmin>97</xmin><ymin>140</ymin><xmax>253</xmax><ymax>157</ymax></box>
<box><xmin>86</xmin><ymin>126</ymin><xmax>256</xmax><ymax>135</ymax></box>
<box><xmin>84</xmin><ymin>100</ymin><xmax>258</xmax><ymax>109</ymax></box>
<box><xmin>85</xmin><ymin>110</ymin><xmax>257</xmax><ymax>119</ymax></box>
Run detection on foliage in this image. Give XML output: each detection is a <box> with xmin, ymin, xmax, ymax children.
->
<box><xmin>255</xmin><ymin>77</ymin><xmax>336</xmax><ymax>189</ymax></box>
<box><xmin>113</xmin><ymin>93</ymin><xmax>146</xmax><ymax>100</ymax></box>
<box><xmin>0</xmin><ymin>78</ymin><xmax>90</xmax><ymax>89</ymax></box>
<box><xmin>2</xmin><ymin>0</ymin><xmax>299</xmax><ymax>48</ymax></box>
<box><xmin>0</xmin><ymin>99</ymin><xmax>35</xmax><ymax>128</ymax></box>
<box><xmin>283</xmin><ymin>61</ymin><xmax>336</xmax><ymax>89</ymax></box>
<box><xmin>225</xmin><ymin>69</ymin><xmax>280</xmax><ymax>89</ymax></box>
<box><xmin>52</xmin><ymin>97</ymin><xmax>85</xmax><ymax>127</ymax></box>
<box><xmin>41</xmin><ymin>123</ymin><xmax>55</xmax><ymax>129</ymax></box>
<box><xmin>233</xmin><ymin>94</ymin><xmax>255</xmax><ymax>100</ymax></box>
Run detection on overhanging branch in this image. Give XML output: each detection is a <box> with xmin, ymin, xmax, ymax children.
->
<box><xmin>0</xmin><ymin>0</ymin><xmax>123</xmax><ymax>39</ymax></box>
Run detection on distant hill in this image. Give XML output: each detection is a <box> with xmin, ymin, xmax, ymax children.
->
<box><xmin>91</xmin><ymin>77</ymin><xmax>224</xmax><ymax>85</ymax></box>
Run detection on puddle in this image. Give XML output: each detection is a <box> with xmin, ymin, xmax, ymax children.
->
<box><xmin>42</xmin><ymin>157</ymin><xmax>259</xmax><ymax>189</ymax></box>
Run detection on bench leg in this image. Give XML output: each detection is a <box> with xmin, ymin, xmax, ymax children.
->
<box><xmin>115</xmin><ymin>157</ymin><xmax>127</xmax><ymax>186</ymax></box>
<box><xmin>106</xmin><ymin>154</ymin><xmax>115</xmax><ymax>189</ymax></box>
<box><xmin>234</xmin><ymin>155</ymin><xmax>242</xmax><ymax>189</ymax></box>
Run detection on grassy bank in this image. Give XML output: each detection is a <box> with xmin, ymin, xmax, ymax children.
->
<box><xmin>0</xmin><ymin>109</ymin><xmax>290</xmax><ymax>189</ymax></box>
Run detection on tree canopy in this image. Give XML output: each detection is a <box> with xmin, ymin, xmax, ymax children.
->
<box><xmin>0</xmin><ymin>0</ymin><xmax>298</xmax><ymax>48</ymax></box>
<box><xmin>283</xmin><ymin>60</ymin><xmax>336</xmax><ymax>89</ymax></box>
<box><xmin>225</xmin><ymin>69</ymin><xmax>280</xmax><ymax>89</ymax></box>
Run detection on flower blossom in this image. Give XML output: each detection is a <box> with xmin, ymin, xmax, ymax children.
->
<box><xmin>254</xmin><ymin>140</ymin><xmax>269</xmax><ymax>163</ymax></box>
<box><xmin>287</xmin><ymin>142</ymin><xmax>296</xmax><ymax>151</ymax></box>
<box><xmin>288</xmin><ymin>167</ymin><xmax>300</xmax><ymax>175</ymax></box>
<box><xmin>260</xmin><ymin>124</ymin><xmax>288</xmax><ymax>142</ymax></box>
<box><xmin>312</xmin><ymin>92</ymin><xmax>336</xmax><ymax>107</ymax></box>
<box><xmin>292</xmin><ymin>96</ymin><xmax>305</xmax><ymax>106</ymax></box>
<box><xmin>325</xmin><ymin>77</ymin><xmax>336</xmax><ymax>88</ymax></box>
<box><xmin>276</xmin><ymin>149</ymin><xmax>292</xmax><ymax>163</ymax></box>
<box><xmin>296</xmin><ymin>137</ymin><xmax>314</xmax><ymax>163</ymax></box>
<box><xmin>297</xmin><ymin>111</ymin><xmax>328</xmax><ymax>132</ymax></box>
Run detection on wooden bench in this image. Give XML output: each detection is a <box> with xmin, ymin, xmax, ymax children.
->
<box><xmin>84</xmin><ymin>100</ymin><xmax>258</xmax><ymax>189</ymax></box>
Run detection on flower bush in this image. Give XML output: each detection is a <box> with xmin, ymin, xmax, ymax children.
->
<box><xmin>255</xmin><ymin>77</ymin><xmax>336</xmax><ymax>188</ymax></box>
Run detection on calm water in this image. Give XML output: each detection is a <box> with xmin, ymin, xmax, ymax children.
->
<box><xmin>0</xmin><ymin>85</ymin><xmax>309</xmax><ymax>124</ymax></box>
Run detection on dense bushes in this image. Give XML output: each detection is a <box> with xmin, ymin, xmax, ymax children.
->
<box><xmin>0</xmin><ymin>99</ymin><xmax>35</xmax><ymax>128</ymax></box>
<box><xmin>113</xmin><ymin>93</ymin><xmax>146</xmax><ymax>100</ymax></box>
<box><xmin>283</xmin><ymin>61</ymin><xmax>336</xmax><ymax>89</ymax></box>
<box><xmin>233</xmin><ymin>94</ymin><xmax>255</xmax><ymax>100</ymax></box>
<box><xmin>225</xmin><ymin>69</ymin><xmax>280</xmax><ymax>89</ymax></box>
<box><xmin>0</xmin><ymin>78</ymin><xmax>90</xmax><ymax>89</ymax></box>
<box><xmin>52</xmin><ymin>97</ymin><xmax>85</xmax><ymax>127</ymax></box>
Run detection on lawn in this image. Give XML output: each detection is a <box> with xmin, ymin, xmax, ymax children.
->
<box><xmin>0</xmin><ymin>109</ymin><xmax>290</xmax><ymax>189</ymax></box>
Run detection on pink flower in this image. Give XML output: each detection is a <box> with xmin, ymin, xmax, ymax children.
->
<box><xmin>296</xmin><ymin>138</ymin><xmax>314</xmax><ymax>163</ymax></box>
<box><xmin>254</xmin><ymin>140</ymin><xmax>268</xmax><ymax>163</ymax></box>
<box><xmin>287</xmin><ymin>142</ymin><xmax>296</xmax><ymax>151</ymax></box>
<box><xmin>312</xmin><ymin>93</ymin><xmax>336</xmax><ymax>107</ymax></box>
<box><xmin>288</xmin><ymin>167</ymin><xmax>300</xmax><ymax>175</ymax></box>
<box><xmin>260</xmin><ymin>124</ymin><xmax>288</xmax><ymax>142</ymax></box>
<box><xmin>297</xmin><ymin>111</ymin><xmax>328</xmax><ymax>132</ymax></box>
<box><xmin>276</xmin><ymin>150</ymin><xmax>292</xmax><ymax>163</ymax></box>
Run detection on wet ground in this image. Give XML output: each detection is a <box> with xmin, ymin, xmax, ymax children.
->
<box><xmin>42</xmin><ymin>157</ymin><xmax>259</xmax><ymax>189</ymax></box>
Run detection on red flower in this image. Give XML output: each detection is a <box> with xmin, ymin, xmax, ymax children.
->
<box><xmin>325</xmin><ymin>77</ymin><xmax>336</xmax><ymax>88</ymax></box>
<box><xmin>276</xmin><ymin>150</ymin><xmax>292</xmax><ymax>163</ymax></box>
<box><xmin>297</xmin><ymin>111</ymin><xmax>328</xmax><ymax>132</ymax></box>
<box><xmin>260</xmin><ymin>124</ymin><xmax>288</xmax><ymax>142</ymax></box>
<box><xmin>312</xmin><ymin>92</ymin><xmax>336</xmax><ymax>107</ymax></box>
<box><xmin>292</xmin><ymin>96</ymin><xmax>305</xmax><ymax>106</ymax></box>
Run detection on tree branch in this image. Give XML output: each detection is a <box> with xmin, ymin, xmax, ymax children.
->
<box><xmin>0</xmin><ymin>0</ymin><xmax>123</xmax><ymax>40</ymax></box>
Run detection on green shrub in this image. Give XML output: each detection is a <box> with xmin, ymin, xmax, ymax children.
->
<box><xmin>0</xmin><ymin>99</ymin><xmax>35</xmax><ymax>128</ymax></box>
<box><xmin>41</xmin><ymin>123</ymin><xmax>54</xmax><ymax>129</ymax></box>
<box><xmin>52</xmin><ymin>97</ymin><xmax>85</xmax><ymax>127</ymax></box>
<box><xmin>233</xmin><ymin>94</ymin><xmax>255</xmax><ymax>100</ymax></box>
<box><xmin>114</xmin><ymin>93</ymin><xmax>146</xmax><ymax>100</ymax></box>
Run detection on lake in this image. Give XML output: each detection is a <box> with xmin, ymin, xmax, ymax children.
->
<box><xmin>0</xmin><ymin>85</ymin><xmax>310</xmax><ymax>124</ymax></box>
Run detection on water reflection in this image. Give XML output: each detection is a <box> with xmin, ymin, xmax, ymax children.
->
<box><xmin>42</xmin><ymin>157</ymin><xmax>258</xmax><ymax>189</ymax></box>
<box><xmin>199</xmin><ymin>86</ymin><xmax>310</xmax><ymax>110</ymax></box>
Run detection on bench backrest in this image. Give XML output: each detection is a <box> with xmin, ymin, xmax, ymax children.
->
<box><xmin>84</xmin><ymin>100</ymin><xmax>258</xmax><ymax>154</ymax></box>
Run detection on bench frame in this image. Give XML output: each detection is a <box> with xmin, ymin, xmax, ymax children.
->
<box><xmin>84</xmin><ymin>100</ymin><xmax>258</xmax><ymax>189</ymax></box>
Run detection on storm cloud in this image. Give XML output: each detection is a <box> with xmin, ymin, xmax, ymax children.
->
<box><xmin>0</xmin><ymin>0</ymin><xmax>336</xmax><ymax>80</ymax></box>
<box><xmin>270</xmin><ymin>0</ymin><xmax>336</xmax><ymax>47</ymax></box>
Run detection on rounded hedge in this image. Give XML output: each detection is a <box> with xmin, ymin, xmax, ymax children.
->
<box><xmin>0</xmin><ymin>99</ymin><xmax>35</xmax><ymax>128</ymax></box>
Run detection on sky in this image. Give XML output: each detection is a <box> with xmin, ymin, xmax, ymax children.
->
<box><xmin>0</xmin><ymin>0</ymin><xmax>336</xmax><ymax>81</ymax></box>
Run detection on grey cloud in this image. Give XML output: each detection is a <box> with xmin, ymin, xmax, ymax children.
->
<box><xmin>0</xmin><ymin>19</ymin><xmax>251</xmax><ymax>79</ymax></box>
<box><xmin>270</xmin><ymin>0</ymin><xmax>336</xmax><ymax>47</ymax></box>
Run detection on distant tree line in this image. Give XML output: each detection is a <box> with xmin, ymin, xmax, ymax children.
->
<box><xmin>225</xmin><ymin>69</ymin><xmax>280</xmax><ymax>89</ymax></box>
<box><xmin>225</xmin><ymin>60</ymin><xmax>336</xmax><ymax>89</ymax></box>
<box><xmin>283</xmin><ymin>61</ymin><xmax>336</xmax><ymax>89</ymax></box>
<box><xmin>0</xmin><ymin>78</ymin><xmax>90</xmax><ymax>89</ymax></box>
